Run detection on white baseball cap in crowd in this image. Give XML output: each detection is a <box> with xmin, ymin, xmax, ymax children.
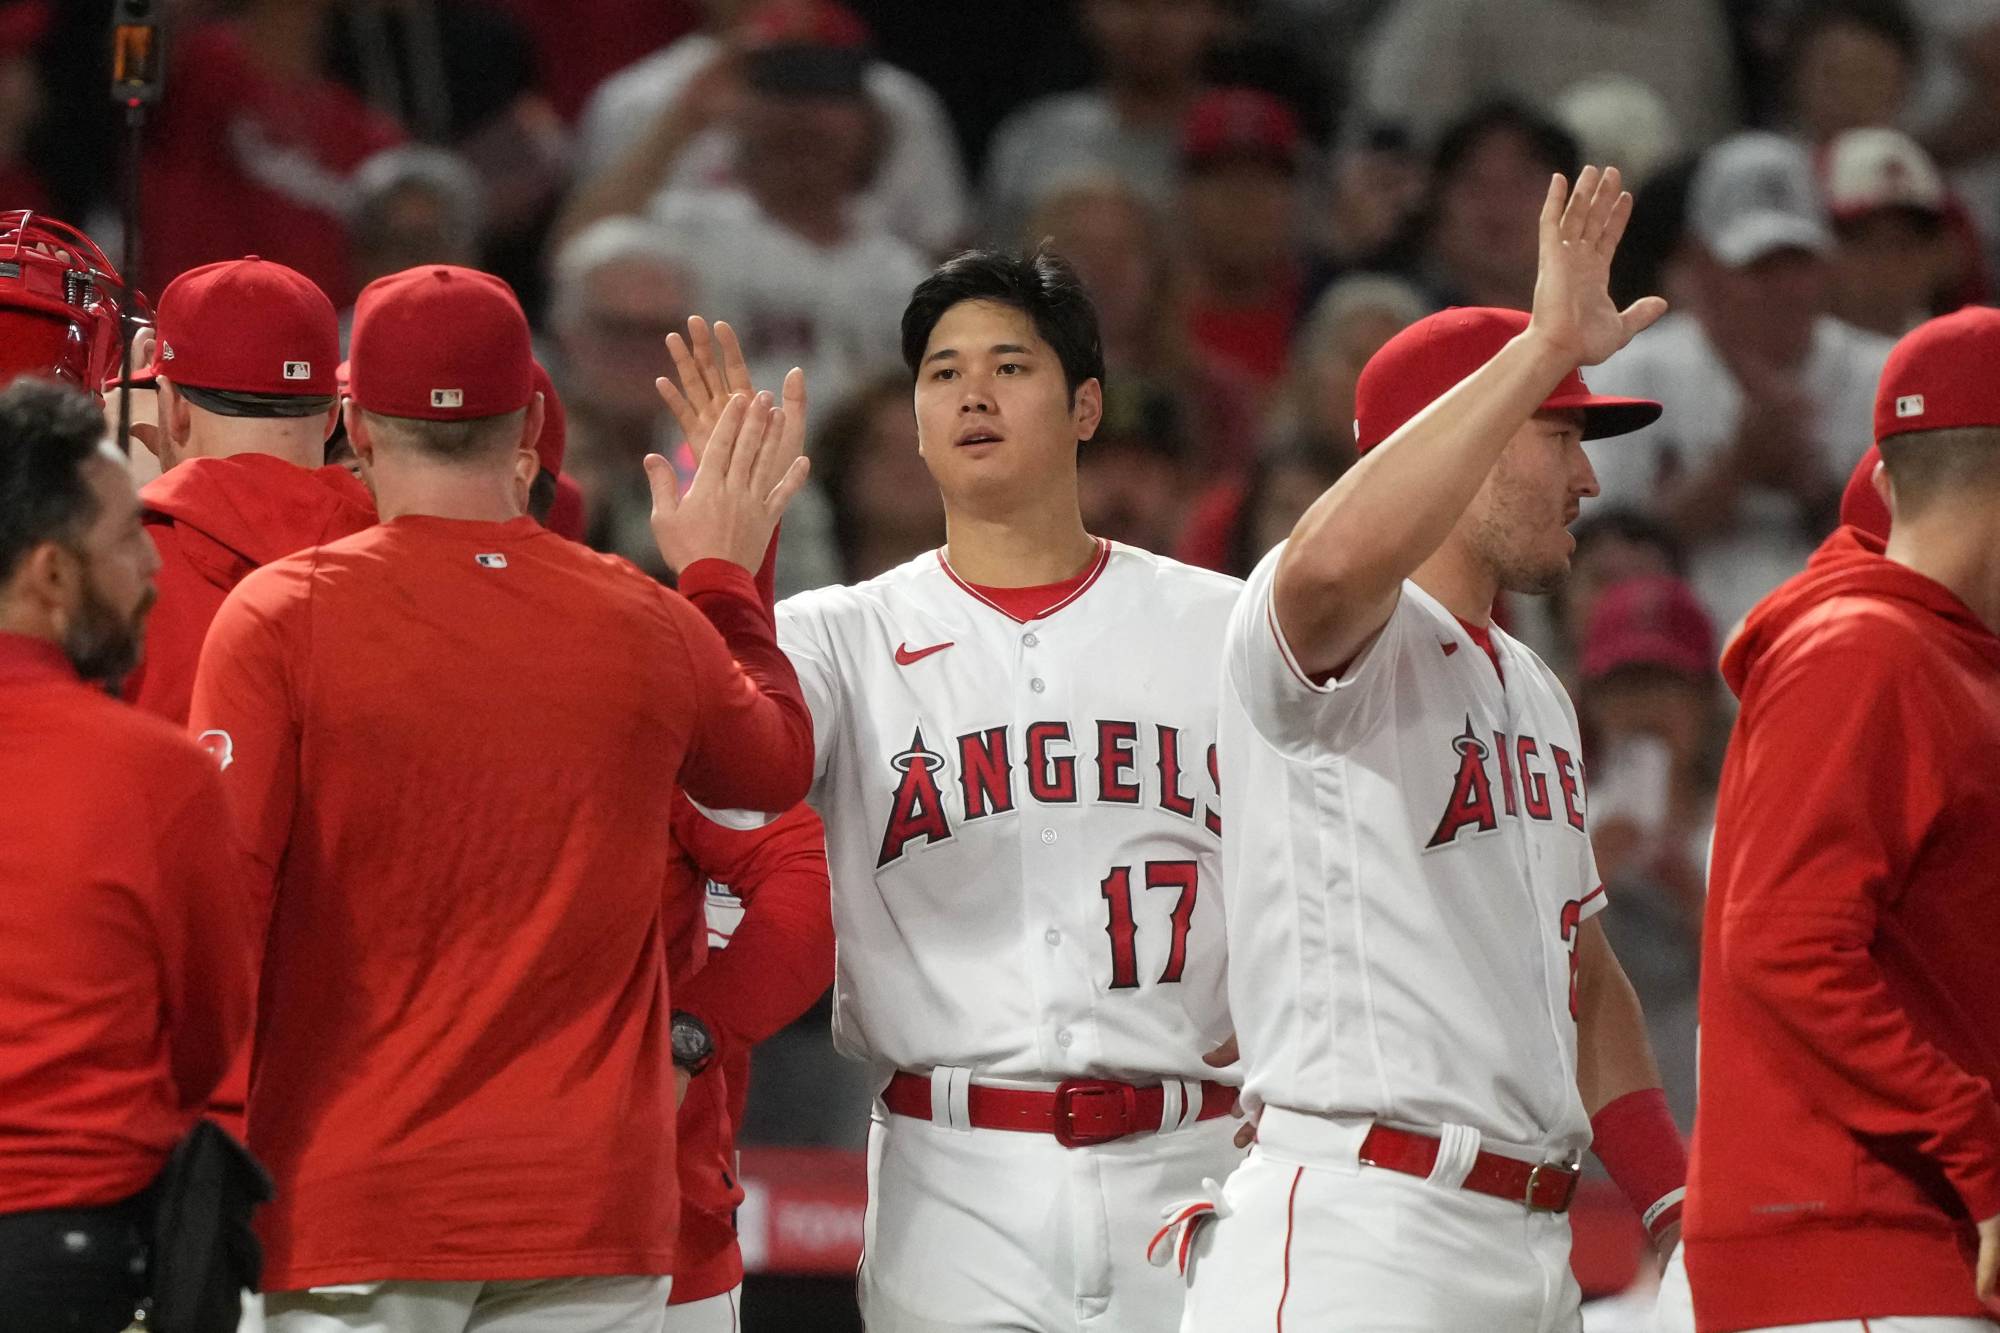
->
<box><xmin>1688</xmin><ymin>132</ymin><xmax>1834</xmax><ymax>267</ymax></box>
<box><xmin>1819</xmin><ymin>126</ymin><xmax>1947</xmax><ymax>222</ymax></box>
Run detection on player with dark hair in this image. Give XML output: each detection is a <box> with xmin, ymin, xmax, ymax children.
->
<box><xmin>0</xmin><ymin>377</ymin><xmax>254</xmax><ymax>1333</ymax></box>
<box><xmin>662</xmin><ymin>246</ymin><xmax>1248</xmax><ymax>1330</ymax></box>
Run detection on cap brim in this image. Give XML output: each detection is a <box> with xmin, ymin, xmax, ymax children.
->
<box><xmin>1543</xmin><ymin>391</ymin><xmax>1662</xmax><ymax>440</ymax></box>
<box><xmin>1709</xmin><ymin>212</ymin><xmax>1833</xmax><ymax>267</ymax></box>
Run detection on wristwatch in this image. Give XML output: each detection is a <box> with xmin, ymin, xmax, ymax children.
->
<box><xmin>670</xmin><ymin>1010</ymin><xmax>717</xmax><ymax>1078</ymax></box>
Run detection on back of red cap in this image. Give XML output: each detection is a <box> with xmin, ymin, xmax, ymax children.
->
<box><xmin>152</xmin><ymin>256</ymin><xmax>338</xmax><ymax>397</ymax></box>
<box><xmin>349</xmin><ymin>266</ymin><xmax>533</xmax><ymax>421</ymax></box>
<box><xmin>1873</xmin><ymin>304</ymin><xmax>2000</xmax><ymax>445</ymax></box>
<box><xmin>1839</xmin><ymin>444</ymin><xmax>1890</xmax><ymax>539</ymax></box>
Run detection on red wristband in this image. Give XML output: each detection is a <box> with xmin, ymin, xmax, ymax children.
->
<box><xmin>1590</xmin><ymin>1087</ymin><xmax>1687</xmax><ymax>1240</ymax></box>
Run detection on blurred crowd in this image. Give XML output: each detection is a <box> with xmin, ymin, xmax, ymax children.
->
<box><xmin>15</xmin><ymin>0</ymin><xmax>2000</xmax><ymax>1139</ymax></box>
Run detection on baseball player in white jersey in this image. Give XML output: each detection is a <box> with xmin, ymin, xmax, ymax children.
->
<box><xmin>662</xmin><ymin>251</ymin><xmax>1246</xmax><ymax>1331</ymax></box>
<box><xmin>1171</xmin><ymin>168</ymin><xmax>1694</xmax><ymax>1331</ymax></box>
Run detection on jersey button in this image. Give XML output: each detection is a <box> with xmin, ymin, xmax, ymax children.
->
<box><xmin>1030</xmin><ymin>677</ymin><xmax>1046</xmax><ymax>693</ymax></box>
<box><xmin>1022</xmin><ymin>632</ymin><xmax>1039</xmax><ymax>647</ymax></box>
<box><xmin>1040</xmin><ymin>827</ymin><xmax>1057</xmax><ymax>845</ymax></box>
<box><xmin>1044</xmin><ymin>928</ymin><xmax>1061</xmax><ymax>946</ymax></box>
<box><xmin>1056</xmin><ymin>1029</ymin><xmax>1073</xmax><ymax>1048</ymax></box>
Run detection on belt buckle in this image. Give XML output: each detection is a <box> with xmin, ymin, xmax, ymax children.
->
<box><xmin>1524</xmin><ymin>1161</ymin><xmax>1579</xmax><ymax>1213</ymax></box>
<box><xmin>1052</xmin><ymin>1078</ymin><xmax>1138</xmax><ymax>1148</ymax></box>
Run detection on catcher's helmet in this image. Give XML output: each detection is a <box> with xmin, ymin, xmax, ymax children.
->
<box><xmin>0</xmin><ymin>211</ymin><xmax>147</xmax><ymax>398</ymax></box>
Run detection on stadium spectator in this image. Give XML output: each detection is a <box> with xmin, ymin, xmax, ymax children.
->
<box><xmin>1354</xmin><ymin>0</ymin><xmax>1740</xmax><ymax>154</ymax></box>
<box><xmin>1077</xmin><ymin>378</ymin><xmax>1195</xmax><ymax>554</ymax></box>
<box><xmin>140</xmin><ymin>0</ymin><xmax>404</xmax><ymax>305</ymax></box>
<box><xmin>808</xmin><ymin>369</ymin><xmax>941</xmax><ymax>581</ymax></box>
<box><xmin>982</xmin><ymin>0</ymin><xmax>1228</xmax><ymax>242</ymax></box>
<box><xmin>0</xmin><ymin>2</ymin><xmax>48</xmax><ymax>213</ymax></box>
<box><xmin>1778</xmin><ymin>0</ymin><xmax>1922</xmax><ymax>141</ymax></box>
<box><xmin>1176</xmin><ymin>88</ymin><xmax>1310</xmax><ymax>387</ymax></box>
<box><xmin>1542</xmin><ymin>504</ymin><xmax>1688</xmax><ymax>680</ymax></box>
<box><xmin>565</xmin><ymin>0</ymin><xmax>968</xmax><ymax>257</ymax></box>
<box><xmin>1819</xmin><ymin>126</ymin><xmax>1966</xmax><ymax>335</ymax></box>
<box><xmin>347</xmin><ymin>146</ymin><xmax>487</xmax><ymax>307</ymax></box>
<box><xmin>1026</xmin><ymin>176</ymin><xmax>1259</xmax><ymax>471</ymax></box>
<box><xmin>1586</xmin><ymin>132</ymin><xmax>1895</xmax><ymax>633</ymax></box>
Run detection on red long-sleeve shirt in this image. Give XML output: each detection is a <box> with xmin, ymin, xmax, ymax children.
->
<box><xmin>127</xmin><ymin>453</ymin><xmax>376</xmax><ymax>729</ymax></box>
<box><xmin>664</xmin><ymin>799</ymin><xmax>833</xmax><ymax>1302</ymax></box>
<box><xmin>0</xmin><ymin>634</ymin><xmax>254</xmax><ymax>1214</ymax></box>
<box><xmin>188</xmin><ymin>515</ymin><xmax>810</xmax><ymax>1290</ymax></box>
<box><xmin>1689</xmin><ymin>527</ymin><xmax>2000</xmax><ymax>1331</ymax></box>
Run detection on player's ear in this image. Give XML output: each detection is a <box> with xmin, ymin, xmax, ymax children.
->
<box><xmin>344</xmin><ymin>401</ymin><xmax>376</xmax><ymax>467</ymax></box>
<box><xmin>1072</xmin><ymin>377</ymin><xmax>1103</xmax><ymax>445</ymax></box>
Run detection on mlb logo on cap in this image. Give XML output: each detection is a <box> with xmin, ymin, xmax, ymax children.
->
<box><xmin>1896</xmin><ymin>394</ymin><xmax>1925</xmax><ymax>418</ymax></box>
<box><xmin>432</xmin><ymin>388</ymin><xmax>464</xmax><ymax>409</ymax></box>
<box><xmin>283</xmin><ymin>361</ymin><xmax>312</xmax><ymax>380</ymax></box>
<box><xmin>475</xmin><ymin>553</ymin><xmax>508</xmax><ymax>569</ymax></box>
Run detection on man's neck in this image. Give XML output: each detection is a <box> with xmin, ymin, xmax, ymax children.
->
<box><xmin>1887</xmin><ymin>508</ymin><xmax>2000</xmax><ymax>635</ymax></box>
<box><xmin>942</xmin><ymin>497</ymin><xmax>1098</xmax><ymax>588</ymax></box>
<box><xmin>372</xmin><ymin>466</ymin><xmax>525</xmax><ymax>524</ymax></box>
<box><xmin>186</xmin><ymin>429</ymin><xmax>321</xmax><ymax>470</ymax></box>
<box><xmin>1411</xmin><ymin>539</ymin><xmax>1503</xmax><ymax>626</ymax></box>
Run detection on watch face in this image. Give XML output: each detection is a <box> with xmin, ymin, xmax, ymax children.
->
<box><xmin>672</xmin><ymin>1015</ymin><xmax>712</xmax><ymax>1069</ymax></box>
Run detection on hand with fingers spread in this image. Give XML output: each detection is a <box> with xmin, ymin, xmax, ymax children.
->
<box><xmin>646</xmin><ymin>391</ymin><xmax>812</xmax><ymax>575</ymax></box>
<box><xmin>656</xmin><ymin>317</ymin><xmax>810</xmax><ymax>473</ymax></box>
<box><xmin>1527</xmin><ymin>165</ymin><xmax>1669</xmax><ymax>369</ymax></box>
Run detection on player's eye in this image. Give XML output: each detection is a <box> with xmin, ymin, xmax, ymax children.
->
<box><xmin>996</xmin><ymin>362</ymin><xmax>1023</xmax><ymax>375</ymax></box>
<box><xmin>931</xmin><ymin>368</ymin><xmax>958</xmax><ymax>382</ymax></box>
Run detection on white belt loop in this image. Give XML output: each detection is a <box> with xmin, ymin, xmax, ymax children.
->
<box><xmin>1427</xmin><ymin>1122</ymin><xmax>1481</xmax><ymax>1190</ymax></box>
<box><xmin>1177</xmin><ymin>1079</ymin><xmax>1205</xmax><ymax>1132</ymax></box>
<box><xmin>929</xmin><ymin>1066</ymin><xmax>972</xmax><ymax>1132</ymax></box>
<box><xmin>1155</xmin><ymin>1078</ymin><xmax>1186</xmax><ymax>1136</ymax></box>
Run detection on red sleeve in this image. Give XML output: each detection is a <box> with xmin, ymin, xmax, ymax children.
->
<box><xmin>151</xmin><ymin>754</ymin><xmax>257</xmax><ymax>1109</ymax></box>
<box><xmin>670</xmin><ymin>801</ymin><xmax>832</xmax><ymax>1059</ymax></box>
<box><xmin>1716</xmin><ymin>634</ymin><xmax>2000</xmax><ymax>1220</ymax></box>
<box><xmin>187</xmin><ymin>569</ymin><xmax>303</xmax><ymax>897</ymax></box>
<box><xmin>670</xmin><ymin>558</ymin><xmax>813</xmax><ymax>812</ymax></box>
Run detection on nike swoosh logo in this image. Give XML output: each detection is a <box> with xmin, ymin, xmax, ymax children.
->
<box><xmin>895</xmin><ymin>641</ymin><xmax>954</xmax><ymax>666</ymax></box>
<box><xmin>1441</xmin><ymin>641</ymin><xmax>1459</xmax><ymax>656</ymax></box>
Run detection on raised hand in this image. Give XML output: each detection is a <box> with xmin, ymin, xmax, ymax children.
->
<box><xmin>655</xmin><ymin>317</ymin><xmax>809</xmax><ymax>488</ymax></box>
<box><xmin>1527</xmin><ymin>166</ymin><xmax>1668</xmax><ymax>368</ymax></box>
<box><xmin>646</xmin><ymin>391</ymin><xmax>812</xmax><ymax>575</ymax></box>
<box><xmin>657</xmin><ymin>317</ymin><xmax>754</xmax><ymax>464</ymax></box>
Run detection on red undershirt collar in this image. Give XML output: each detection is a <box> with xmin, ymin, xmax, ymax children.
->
<box><xmin>1454</xmin><ymin>614</ymin><xmax>1504</xmax><ymax>682</ymax></box>
<box><xmin>941</xmin><ymin>539</ymin><xmax>1111</xmax><ymax>624</ymax></box>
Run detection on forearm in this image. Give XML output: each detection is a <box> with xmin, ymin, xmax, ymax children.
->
<box><xmin>550</xmin><ymin>105</ymin><xmax>697</xmax><ymax>251</ymax></box>
<box><xmin>1275</xmin><ymin>329</ymin><xmax>1573</xmax><ymax>673</ymax></box>
<box><xmin>1576</xmin><ymin>929</ymin><xmax>1663</xmax><ymax>1115</ymax></box>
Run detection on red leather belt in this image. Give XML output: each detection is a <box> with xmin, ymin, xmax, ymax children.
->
<box><xmin>1359</xmin><ymin>1124</ymin><xmax>1579</xmax><ymax>1213</ymax></box>
<box><xmin>882</xmin><ymin>1071</ymin><xmax>1238</xmax><ymax>1149</ymax></box>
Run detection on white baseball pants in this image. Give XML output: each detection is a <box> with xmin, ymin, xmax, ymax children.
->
<box><xmin>661</xmin><ymin>1286</ymin><xmax>739</xmax><ymax>1332</ymax></box>
<box><xmin>1180</xmin><ymin>1108</ymin><xmax>1581</xmax><ymax>1332</ymax></box>
<box><xmin>263</xmin><ymin>1276</ymin><xmax>671</xmax><ymax>1333</ymax></box>
<box><xmin>858</xmin><ymin>1096</ymin><xmax>1245</xmax><ymax>1332</ymax></box>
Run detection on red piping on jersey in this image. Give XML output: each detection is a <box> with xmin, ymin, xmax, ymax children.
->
<box><xmin>936</xmin><ymin>539</ymin><xmax>1110</xmax><ymax>623</ymax></box>
<box><xmin>1580</xmin><ymin>883</ymin><xmax>1606</xmax><ymax>909</ymax></box>
<box><xmin>1277</xmin><ymin>1165</ymin><xmax>1303</xmax><ymax>1330</ymax></box>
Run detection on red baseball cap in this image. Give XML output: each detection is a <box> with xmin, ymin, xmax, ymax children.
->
<box><xmin>1839</xmin><ymin>443</ymin><xmax>1890</xmax><ymax>539</ymax></box>
<box><xmin>530</xmin><ymin>361</ymin><xmax>565</xmax><ymax>475</ymax></box>
<box><xmin>1873</xmin><ymin>304</ymin><xmax>2000</xmax><ymax>445</ymax></box>
<box><xmin>348</xmin><ymin>265</ymin><xmax>533</xmax><ymax>421</ymax></box>
<box><xmin>1182</xmin><ymin>88</ymin><xmax>1303</xmax><ymax>171</ymax></box>
<box><xmin>151</xmin><ymin>256</ymin><xmax>338</xmax><ymax>397</ymax></box>
<box><xmin>1353</xmin><ymin>307</ymin><xmax>1661</xmax><ymax>454</ymax></box>
<box><xmin>1580</xmin><ymin>573</ymin><xmax>1716</xmax><ymax>683</ymax></box>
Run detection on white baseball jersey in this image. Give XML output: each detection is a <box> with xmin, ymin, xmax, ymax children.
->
<box><xmin>776</xmin><ymin>540</ymin><xmax>1241</xmax><ymax>1083</ymax></box>
<box><xmin>1219</xmin><ymin>544</ymin><xmax>1605</xmax><ymax>1155</ymax></box>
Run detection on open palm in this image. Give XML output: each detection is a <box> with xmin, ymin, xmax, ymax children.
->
<box><xmin>1528</xmin><ymin>166</ymin><xmax>1667</xmax><ymax>368</ymax></box>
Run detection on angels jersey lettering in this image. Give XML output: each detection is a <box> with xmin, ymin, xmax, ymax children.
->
<box><xmin>777</xmin><ymin>543</ymin><xmax>1240</xmax><ymax>1082</ymax></box>
<box><xmin>1219</xmin><ymin>546</ymin><xmax>1605</xmax><ymax>1155</ymax></box>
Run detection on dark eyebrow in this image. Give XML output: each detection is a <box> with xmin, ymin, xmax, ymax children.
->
<box><xmin>992</xmin><ymin>344</ymin><xmax>1033</xmax><ymax>355</ymax></box>
<box><xmin>923</xmin><ymin>343</ymin><xmax>1036</xmax><ymax>366</ymax></box>
<box><xmin>922</xmin><ymin>348</ymin><xmax>959</xmax><ymax>366</ymax></box>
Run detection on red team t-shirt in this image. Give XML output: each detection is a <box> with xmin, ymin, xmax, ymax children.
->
<box><xmin>0</xmin><ymin>634</ymin><xmax>254</xmax><ymax>1215</ymax></box>
<box><xmin>189</xmin><ymin>515</ymin><xmax>811</xmax><ymax>1290</ymax></box>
